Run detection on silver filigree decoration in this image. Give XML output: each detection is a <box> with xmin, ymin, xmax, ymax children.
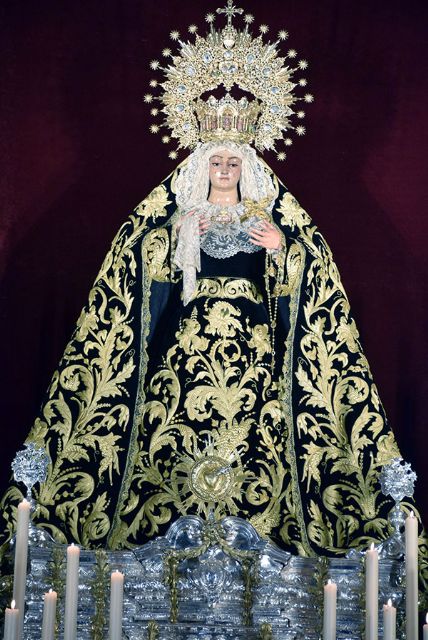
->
<box><xmin>379</xmin><ymin>457</ymin><xmax>417</xmax><ymax>503</ymax></box>
<box><xmin>377</xmin><ymin>457</ymin><xmax>417</xmax><ymax>559</ymax></box>
<box><xmin>11</xmin><ymin>443</ymin><xmax>52</xmax><ymax>546</ymax></box>
<box><xmin>12</xmin><ymin>443</ymin><xmax>50</xmax><ymax>501</ymax></box>
<box><xmin>21</xmin><ymin>513</ymin><xmax>407</xmax><ymax>639</ymax></box>
<box><xmin>188</xmin><ymin>550</ymin><xmax>235</xmax><ymax>610</ymax></box>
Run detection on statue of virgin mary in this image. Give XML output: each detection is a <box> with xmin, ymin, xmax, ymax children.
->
<box><xmin>1</xmin><ymin>1</ymin><xmax>427</xmax><ymax>592</ymax></box>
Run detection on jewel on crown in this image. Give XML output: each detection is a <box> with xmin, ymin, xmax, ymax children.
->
<box><xmin>196</xmin><ymin>94</ymin><xmax>261</xmax><ymax>144</ymax></box>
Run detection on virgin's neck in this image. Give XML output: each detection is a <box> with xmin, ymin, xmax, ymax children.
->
<box><xmin>208</xmin><ymin>186</ymin><xmax>239</xmax><ymax>206</ymax></box>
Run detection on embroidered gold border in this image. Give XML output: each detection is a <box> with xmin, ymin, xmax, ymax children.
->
<box><xmin>280</xmin><ymin>241</ymin><xmax>315</xmax><ymax>556</ymax></box>
<box><xmin>190</xmin><ymin>277</ymin><xmax>263</xmax><ymax>304</ymax></box>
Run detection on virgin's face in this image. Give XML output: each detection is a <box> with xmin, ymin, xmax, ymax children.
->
<box><xmin>208</xmin><ymin>151</ymin><xmax>242</xmax><ymax>191</ymax></box>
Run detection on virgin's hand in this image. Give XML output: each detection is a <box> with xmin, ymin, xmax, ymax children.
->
<box><xmin>198</xmin><ymin>215</ymin><xmax>210</xmax><ymax>236</ymax></box>
<box><xmin>176</xmin><ymin>211</ymin><xmax>210</xmax><ymax>236</ymax></box>
<box><xmin>249</xmin><ymin>221</ymin><xmax>282</xmax><ymax>250</ymax></box>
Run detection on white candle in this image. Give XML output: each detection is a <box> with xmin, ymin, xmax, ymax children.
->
<box><xmin>382</xmin><ymin>599</ymin><xmax>396</xmax><ymax>640</ymax></box>
<box><xmin>109</xmin><ymin>570</ymin><xmax>124</xmax><ymax>640</ymax></box>
<box><xmin>323</xmin><ymin>579</ymin><xmax>337</xmax><ymax>640</ymax></box>
<box><xmin>64</xmin><ymin>544</ymin><xmax>80</xmax><ymax>640</ymax></box>
<box><xmin>405</xmin><ymin>511</ymin><xmax>418</xmax><ymax>640</ymax></box>
<box><xmin>365</xmin><ymin>543</ymin><xmax>378</xmax><ymax>640</ymax></box>
<box><xmin>41</xmin><ymin>589</ymin><xmax>57</xmax><ymax>640</ymax></box>
<box><xmin>12</xmin><ymin>499</ymin><xmax>30</xmax><ymax>640</ymax></box>
<box><xmin>423</xmin><ymin>613</ymin><xmax>428</xmax><ymax>640</ymax></box>
<box><xmin>3</xmin><ymin>600</ymin><xmax>19</xmax><ymax>640</ymax></box>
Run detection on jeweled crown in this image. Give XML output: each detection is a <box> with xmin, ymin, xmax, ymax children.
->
<box><xmin>145</xmin><ymin>1</ymin><xmax>314</xmax><ymax>161</ymax></box>
<box><xmin>196</xmin><ymin>94</ymin><xmax>260</xmax><ymax>144</ymax></box>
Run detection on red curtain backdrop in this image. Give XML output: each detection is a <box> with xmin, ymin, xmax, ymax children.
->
<box><xmin>1</xmin><ymin>0</ymin><xmax>427</xmax><ymax>528</ymax></box>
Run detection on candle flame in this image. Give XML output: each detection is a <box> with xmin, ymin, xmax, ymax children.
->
<box><xmin>370</xmin><ymin>542</ymin><xmax>374</xmax><ymax>551</ymax></box>
<box><xmin>387</xmin><ymin>598</ymin><xmax>392</xmax><ymax>606</ymax></box>
<box><xmin>327</xmin><ymin>579</ymin><xmax>331</xmax><ymax>585</ymax></box>
<box><xmin>426</xmin><ymin>612</ymin><xmax>428</xmax><ymax>624</ymax></box>
<box><xmin>410</xmin><ymin>510</ymin><xmax>415</xmax><ymax>518</ymax></box>
<box><xmin>11</xmin><ymin>599</ymin><xmax>16</xmax><ymax>609</ymax></box>
<box><xmin>49</xmin><ymin>588</ymin><xmax>53</xmax><ymax>593</ymax></box>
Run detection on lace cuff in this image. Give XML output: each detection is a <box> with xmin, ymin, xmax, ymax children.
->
<box><xmin>173</xmin><ymin>214</ymin><xmax>201</xmax><ymax>305</ymax></box>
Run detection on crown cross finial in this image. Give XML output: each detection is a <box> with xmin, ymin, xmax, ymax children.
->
<box><xmin>216</xmin><ymin>0</ymin><xmax>244</xmax><ymax>26</ymax></box>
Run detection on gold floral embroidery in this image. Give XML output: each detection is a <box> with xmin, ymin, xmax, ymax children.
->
<box><xmin>135</xmin><ymin>185</ymin><xmax>172</xmax><ymax>220</ymax></box>
<box><xmin>204</xmin><ymin>301</ymin><xmax>242</xmax><ymax>338</ymax></box>
<box><xmin>191</xmin><ymin>277</ymin><xmax>263</xmax><ymax>304</ymax></box>
<box><xmin>278</xmin><ymin>191</ymin><xmax>311</xmax><ymax>230</ymax></box>
<box><xmin>286</xmin><ymin>192</ymin><xmax>405</xmax><ymax>552</ymax></box>
<box><xmin>176</xmin><ymin>314</ymin><xmax>209</xmax><ymax>355</ymax></box>
<box><xmin>0</xmin><ymin>183</ymin><xmax>172</xmax><ymax>548</ymax></box>
<box><xmin>116</xmin><ymin>300</ymin><xmax>297</xmax><ymax>542</ymax></box>
<box><xmin>142</xmin><ymin>228</ymin><xmax>170</xmax><ymax>282</ymax></box>
<box><xmin>248</xmin><ymin>324</ymin><xmax>271</xmax><ymax>359</ymax></box>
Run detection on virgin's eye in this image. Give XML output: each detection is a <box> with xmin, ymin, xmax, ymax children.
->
<box><xmin>211</xmin><ymin>162</ymin><xmax>220</xmax><ymax>167</ymax></box>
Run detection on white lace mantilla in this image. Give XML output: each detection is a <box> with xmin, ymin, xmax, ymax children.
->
<box><xmin>173</xmin><ymin>202</ymin><xmax>263</xmax><ymax>305</ymax></box>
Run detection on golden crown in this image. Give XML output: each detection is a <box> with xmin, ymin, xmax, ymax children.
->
<box><xmin>196</xmin><ymin>94</ymin><xmax>260</xmax><ymax>144</ymax></box>
<box><xmin>145</xmin><ymin>1</ymin><xmax>314</xmax><ymax>161</ymax></box>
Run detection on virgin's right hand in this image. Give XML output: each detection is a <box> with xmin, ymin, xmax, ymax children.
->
<box><xmin>176</xmin><ymin>210</ymin><xmax>210</xmax><ymax>236</ymax></box>
<box><xmin>198</xmin><ymin>215</ymin><xmax>210</xmax><ymax>236</ymax></box>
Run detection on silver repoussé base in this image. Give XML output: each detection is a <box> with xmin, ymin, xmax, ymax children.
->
<box><xmin>8</xmin><ymin>450</ymin><xmax>414</xmax><ymax>640</ymax></box>
<box><xmin>17</xmin><ymin>514</ymin><xmax>407</xmax><ymax>640</ymax></box>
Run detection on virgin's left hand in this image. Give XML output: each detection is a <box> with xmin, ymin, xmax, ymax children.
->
<box><xmin>249</xmin><ymin>221</ymin><xmax>282</xmax><ymax>250</ymax></box>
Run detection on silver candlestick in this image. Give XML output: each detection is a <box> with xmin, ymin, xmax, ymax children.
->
<box><xmin>11</xmin><ymin>443</ymin><xmax>53</xmax><ymax>546</ymax></box>
<box><xmin>378</xmin><ymin>456</ymin><xmax>417</xmax><ymax>558</ymax></box>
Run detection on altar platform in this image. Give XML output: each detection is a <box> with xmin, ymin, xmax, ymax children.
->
<box><xmin>4</xmin><ymin>513</ymin><xmax>408</xmax><ymax>640</ymax></box>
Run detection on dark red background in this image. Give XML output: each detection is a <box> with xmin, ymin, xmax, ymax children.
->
<box><xmin>1</xmin><ymin>0</ymin><xmax>427</xmax><ymax>528</ymax></box>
